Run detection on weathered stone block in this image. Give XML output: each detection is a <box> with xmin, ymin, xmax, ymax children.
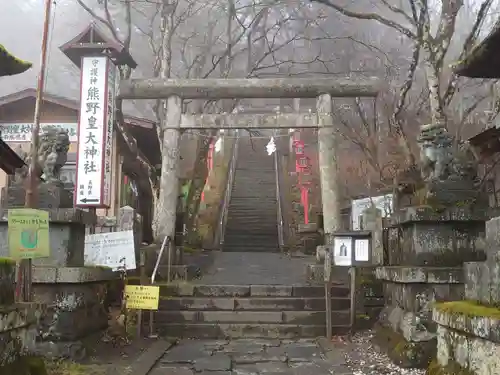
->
<box><xmin>0</xmin><ymin>303</ymin><xmax>40</xmax><ymax>368</ymax></box>
<box><xmin>434</xmin><ymin>310</ymin><xmax>500</xmax><ymax>375</ymax></box>
<box><xmin>390</xmin><ymin>208</ymin><xmax>486</xmax><ymax>266</ymax></box>
<box><xmin>486</xmin><ymin>216</ymin><xmax>500</xmax><ymax>261</ymax></box>
<box><xmin>465</xmin><ymin>262</ymin><xmax>482</xmax><ymax>301</ymax></box>
<box><xmin>250</xmin><ymin>285</ymin><xmax>293</xmax><ymax>297</ymax></box>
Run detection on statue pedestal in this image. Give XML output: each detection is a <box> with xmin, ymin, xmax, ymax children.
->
<box><xmin>0</xmin><ymin>208</ymin><xmax>117</xmax><ymax>360</ymax></box>
<box><xmin>390</xmin><ymin>207</ymin><xmax>487</xmax><ymax>267</ymax></box>
<box><xmin>375</xmin><ymin>207</ymin><xmax>486</xmax><ymax>369</ymax></box>
<box><xmin>5</xmin><ymin>181</ymin><xmax>73</xmax><ymax>209</ymax></box>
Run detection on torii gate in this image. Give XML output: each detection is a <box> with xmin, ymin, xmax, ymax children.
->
<box><xmin>118</xmin><ymin>77</ymin><xmax>380</xmax><ymax>244</ymax></box>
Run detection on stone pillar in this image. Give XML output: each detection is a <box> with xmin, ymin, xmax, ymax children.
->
<box><xmin>154</xmin><ymin>95</ymin><xmax>182</xmax><ymax>242</ymax></box>
<box><xmin>362</xmin><ymin>206</ymin><xmax>384</xmax><ymax>265</ymax></box>
<box><xmin>316</xmin><ymin>93</ymin><xmax>340</xmax><ymax>244</ymax></box>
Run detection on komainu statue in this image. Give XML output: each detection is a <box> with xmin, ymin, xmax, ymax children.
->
<box><xmin>416</xmin><ymin>123</ymin><xmax>483</xmax><ymax>208</ymax></box>
<box><xmin>14</xmin><ymin>127</ymin><xmax>70</xmax><ymax>184</ymax></box>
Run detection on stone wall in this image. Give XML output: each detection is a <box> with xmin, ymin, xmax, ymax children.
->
<box><xmin>31</xmin><ymin>266</ymin><xmax>114</xmax><ymax>360</ymax></box>
<box><xmin>430</xmin><ymin>216</ymin><xmax>500</xmax><ymax>375</ymax></box>
<box><xmin>0</xmin><ymin>303</ymin><xmax>41</xmax><ymax>371</ymax></box>
<box><xmin>0</xmin><ymin>260</ymin><xmax>42</xmax><ymax>373</ymax></box>
<box><xmin>375</xmin><ymin>266</ymin><xmax>464</xmax><ymax>368</ymax></box>
<box><xmin>432</xmin><ymin>303</ymin><xmax>500</xmax><ymax>375</ymax></box>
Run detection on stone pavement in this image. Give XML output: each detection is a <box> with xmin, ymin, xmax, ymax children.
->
<box><xmin>196</xmin><ymin>252</ymin><xmax>313</xmax><ymax>285</ymax></box>
<box><xmin>150</xmin><ymin>338</ymin><xmax>352</xmax><ymax>375</ymax></box>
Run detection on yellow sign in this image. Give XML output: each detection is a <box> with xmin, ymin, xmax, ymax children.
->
<box><xmin>124</xmin><ymin>285</ymin><xmax>160</xmax><ymax>310</ymax></box>
<box><xmin>8</xmin><ymin>209</ymin><xmax>50</xmax><ymax>260</ymax></box>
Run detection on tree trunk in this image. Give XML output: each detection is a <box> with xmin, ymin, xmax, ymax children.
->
<box><xmin>183</xmin><ymin>132</ymin><xmax>216</xmax><ymax>246</ymax></box>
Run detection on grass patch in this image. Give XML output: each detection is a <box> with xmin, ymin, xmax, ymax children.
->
<box><xmin>45</xmin><ymin>361</ymin><xmax>106</xmax><ymax>375</ymax></box>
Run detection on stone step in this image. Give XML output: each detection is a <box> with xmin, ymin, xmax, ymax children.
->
<box><xmin>224</xmin><ymin>225</ymin><xmax>278</xmax><ymax>231</ymax></box>
<box><xmin>153</xmin><ymin>323</ymin><xmax>350</xmax><ymax>339</ymax></box>
<box><xmin>154</xmin><ymin>310</ymin><xmax>350</xmax><ymax>325</ymax></box>
<box><xmin>223</xmin><ymin>247</ymin><xmax>280</xmax><ymax>252</ymax></box>
<box><xmin>222</xmin><ymin>240</ymin><xmax>279</xmax><ymax>247</ymax></box>
<box><xmin>223</xmin><ymin>237</ymin><xmax>278</xmax><ymax>243</ymax></box>
<box><xmin>159</xmin><ymin>297</ymin><xmax>351</xmax><ymax>311</ymax></box>
<box><xmin>160</xmin><ymin>284</ymin><xmax>350</xmax><ymax>298</ymax></box>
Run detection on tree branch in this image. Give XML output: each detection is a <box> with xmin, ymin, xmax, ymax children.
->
<box><xmin>310</xmin><ymin>0</ymin><xmax>417</xmax><ymax>39</ymax></box>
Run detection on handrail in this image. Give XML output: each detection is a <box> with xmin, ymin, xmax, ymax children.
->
<box><xmin>274</xmin><ymin>132</ymin><xmax>285</xmax><ymax>249</ymax></box>
<box><xmin>149</xmin><ymin>234</ymin><xmax>172</xmax><ymax>339</ymax></box>
<box><xmin>151</xmin><ymin>235</ymin><xmax>172</xmax><ymax>284</ymax></box>
<box><xmin>216</xmin><ymin>130</ymin><xmax>239</xmax><ymax>248</ymax></box>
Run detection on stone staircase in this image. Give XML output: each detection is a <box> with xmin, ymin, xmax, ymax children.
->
<box><xmin>153</xmin><ymin>283</ymin><xmax>352</xmax><ymax>338</ymax></box>
<box><xmin>223</xmin><ymin>137</ymin><xmax>280</xmax><ymax>252</ymax></box>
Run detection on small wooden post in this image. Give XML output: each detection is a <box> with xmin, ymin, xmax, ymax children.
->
<box><xmin>349</xmin><ymin>266</ymin><xmax>357</xmax><ymax>335</ymax></box>
<box><xmin>324</xmin><ymin>250</ymin><xmax>332</xmax><ymax>340</ymax></box>
<box><xmin>137</xmin><ymin>250</ymin><xmax>146</xmax><ymax>338</ymax></box>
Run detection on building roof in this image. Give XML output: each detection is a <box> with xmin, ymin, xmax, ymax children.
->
<box><xmin>455</xmin><ymin>22</ymin><xmax>500</xmax><ymax>78</ymax></box>
<box><xmin>59</xmin><ymin>23</ymin><xmax>137</xmax><ymax>69</ymax></box>
<box><xmin>0</xmin><ymin>2</ymin><xmax>155</xmax><ymax>121</ymax></box>
<box><xmin>0</xmin><ymin>88</ymin><xmax>161</xmax><ymax>167</ymax></box>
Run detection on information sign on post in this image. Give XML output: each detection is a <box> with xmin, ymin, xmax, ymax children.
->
<box><xmin>75</xmin><ymin>56</ymin><xmax>115</xmax><ymax>208</ymax></box>
<box><xmin>8</xmin><ymin>209</ymin><xmax>50</xmax><ymax>259</ymax></box>
<box><xmin>124</xmin><ymin>285</ymin><xmax>160</xmax><ymax>310</ymax></box>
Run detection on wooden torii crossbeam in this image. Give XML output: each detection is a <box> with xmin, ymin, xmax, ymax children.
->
<box><xmin>118</xmin><ymin>77</ymin><xmax>381</xmax><ymax>245</ymax></box>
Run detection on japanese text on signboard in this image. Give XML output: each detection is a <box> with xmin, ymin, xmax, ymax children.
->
<box><xmin>75</xmin><ymin>56</ymin><xmax>113</xmax><ymax>207</ymax></box>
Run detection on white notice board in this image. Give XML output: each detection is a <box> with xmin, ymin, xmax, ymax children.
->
<box><xmin>84</xmin><ymin>230</ymin><xmax>136</xmax><ymax>271</ymax></box>
<box><xmin>333</xmin><ymin>237</ymin><xmax>352</xmax><ymax>266</ymax></box>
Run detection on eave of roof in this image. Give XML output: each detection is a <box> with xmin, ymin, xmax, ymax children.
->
<box><xmin>59</xmin><ymin>23</ymin><xmax>137</xmax><ymax>69</ymax></box>
<box><xmin>455</xmin><ymin>22</ymin><xmax>500</xmax><ymax>78</ymax></box>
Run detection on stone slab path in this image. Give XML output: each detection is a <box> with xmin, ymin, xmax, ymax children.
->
<box><xmin>150</xmin><ymin>338</ymin><xmax>352</xmax><ymax>375</ymax></box>
<box><xmin>196</xmin><ymin>252</ymin><xmax>314</xmax><ymax>285</ymax></box>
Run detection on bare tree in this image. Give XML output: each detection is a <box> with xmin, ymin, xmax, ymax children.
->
<box><xmin>312</xmin><ymin>0</ymin><xmax>500</xmax><ymax>167</ymax></box>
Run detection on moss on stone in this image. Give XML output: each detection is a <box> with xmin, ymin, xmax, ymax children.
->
<box><xmin>373</xmin><ymin>324</ymin><xmax>435</xmax><ymax>369</ymax></box>
<box><xmin>0</xmin><ymin>356</ymin><xmax>47</xmax><ymax>375</ymax></box>
<box><xmin>0</xmin><ymin>257</ymin><xmax>15</xmax><ymax>265</ymax></box>
<box><xmin>434</xmin><ymin>300</ymin><xmax>500</xmax><ymax>319</ymax></box>
<box><xmin>426</xmin><ymin>359</ymin><xmax>475</xmax><ymax>375</ymax></box>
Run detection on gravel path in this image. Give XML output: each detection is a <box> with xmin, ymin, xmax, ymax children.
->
<box><xmin>341</xmin><ymin>331</ymin><xmax>425</xmax><ymax>375</ymax></box>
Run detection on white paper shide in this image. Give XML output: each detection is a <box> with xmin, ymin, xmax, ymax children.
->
<box><xmin>333</xmin><ymin>237</ymin><xmax>352</xmax><ymax>266</ymax></box>
<box><xmin>84</xmin><ymin>230</ymin><xmax>136</xmax><ymax>271</ymax></box>
<box><xmin>75</xmin><ymin>56</ymin><xmax>115</xmax><ymax>207</ymax></box>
